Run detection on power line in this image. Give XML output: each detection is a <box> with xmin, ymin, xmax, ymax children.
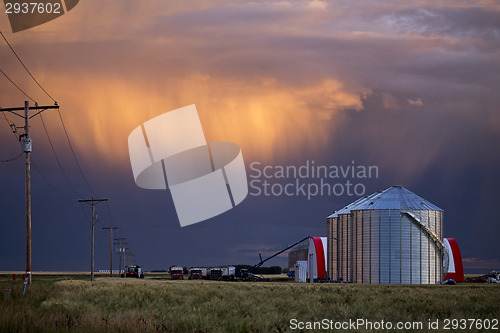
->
<box><xmin>0</xmin><ymin>30</ymin><xmax>56</xmax><ymax>102</ymax></box>
<box><xmin>1</xmin><ymin>111</ymin><xmax>19</xmax><ymax>141</ymax></box>
<box><xmin>0</xmin><ymin>151</ymin><xmax>23</xmax><ymax>162</ymax></box>
<box><xmin>2</xmin><ymin>109</ymin><xmax>10</xmax><ymax>124</ymax></box>
<box><xmin>39</xmin><ymin>113</ymin><xmax>81</xmax><ymax>198</ymax></box>
<box><xmin>1</xmin><ymin>29</ymin><xmax>95</xmax><ymax>196</ymax></box>
<box><xmin>1</xmin><ymin>31</ymin><xmax>91</xmax><ymax>195</ymax></box>
<box><xmin>2</xmin><ymin>106</ymin><xmax>82</xmax><ymax>200</ymax></box>
<box><xmin>31</xmin><ymin>158</ymin><xmax>66</xmax><ymax>198</ymax></box>
<box><xmin>3</xmin><ymin>104</ymin><xmax>97</xmax><ymax>212</ymax></box>
<box><xmin>0</xmin><ymin>33</ymin><xmax>80</xmax><ymax>197</ymax></box>
<box><xmin>0</xmin><ymin>68</ymin><xmax>36</xmax><ymax>103</ymax></box>
<box><xmin>1</xmin><ymin>111</ymin><xmax>24</xmax><ymax>162</ymax></box>
<box><xmin>2</xmin><ymin>108</ymin><xmax>66</xmax><ymax>198</ymax></box>
<box><xmin>105</xmin><ymin>201</ymin><xmax>115</xmax><ymax>227</ymax></box>
<box><xmin>56</xmin><ymin>108</ymin><xmax>95</xmax><ymax>195</ymax></box>
<box><xmin>3</xmin><ymin>103</ymin><xmax>95</xmax><ymax>197</ymax></box>
<box><xmin>2</xmin><ymin>108</ymin><xmax>83</xmax><ymax>201</ymax></box>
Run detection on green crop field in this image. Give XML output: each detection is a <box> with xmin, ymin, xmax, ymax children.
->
<box><xmin>0</xmin><ymin>273</ymin><xmax>499</xmax><ymax>332</ymax></box>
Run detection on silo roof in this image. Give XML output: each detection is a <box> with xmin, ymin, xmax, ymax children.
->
<box><xmin>327</xmin><ymin>191</ymin><xmax>380</xmax><ymax>218</ymax></box>
<box><xmin>355</xmin><ymin>185</ymin><xmax>443</xmax><ymax>211</ymax></box>
<box><xmin>328</xmin><ymin>185</ymin><xmax>442</xmax><ymax>217</ymax></box>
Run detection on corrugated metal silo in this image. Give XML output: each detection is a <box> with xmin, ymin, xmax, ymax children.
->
<box><xmin>327</xmin><ymin>186</ymin><xmax>444</xmax><ymax>284</ymax></box>
<box><xmin>288</xmin><ymin>241</ymin><xmax>309</xmax><ymax>274</ymax></box>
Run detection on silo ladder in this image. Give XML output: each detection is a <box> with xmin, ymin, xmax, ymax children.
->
<box><xmin>401</xmin><ymin>211</ymin><xmax>449</xmax><ymax>279</ymax></box>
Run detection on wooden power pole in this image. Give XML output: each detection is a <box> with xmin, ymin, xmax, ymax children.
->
<box><xmin>102</xmin><ymin>226</ymin><xmax>119</xmax><ymax>277</ymax></box>
<box><xmin>123</xmin><ymin>247</ymin><xmax>129</xmax><ymax>274</ymax></box>
<box><xmin>78</xmin><ymin>198</ymin><xmax>107</xmax><ymax>281</ymax></box>
<box><xmin>0</xmin><ymin>101</ymin><xmax>60</xmax><ymax>285</ymax></box>
<box><xmin>114</xmin><ymin>238</ymin><xmax>126</xmax><ymax>277</ymax></box>
<box><xmin>127</xmin><ymin>253</ymin><xmax>135</xmax><ymax>267</ymax></box>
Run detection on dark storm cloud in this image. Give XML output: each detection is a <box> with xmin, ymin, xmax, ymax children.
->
<box><xmin>384</xmin><ymin>6</ymin><xmax>500</xmax><ymax>41</ymax></box>
<box><xmin>136</xmin><ymin>1</ymin><xmax>499</xmax><ymax>97</ymax></box>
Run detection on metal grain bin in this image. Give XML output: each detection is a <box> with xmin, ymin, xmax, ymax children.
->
<box><xmin>327</xmin><ymin>186</ymin><xmax>443</xmax><ymax>284</ymax></box>
<box><xmin>288</xmin><ymin>241</ymin><xmax>309</xmax><ymax>274</ymax></box>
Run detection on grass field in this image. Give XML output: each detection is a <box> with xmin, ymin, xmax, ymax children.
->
<box><xmin>0</xmin><ymin>273</ymin><xmax>499</xmax><ymax>332</ymax></box>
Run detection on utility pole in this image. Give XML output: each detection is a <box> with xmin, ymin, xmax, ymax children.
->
<box><xmin>78</xmin><ymin>198</ymin><xmax>107</xmax><ymax>281</ymax></box>
<box><xmin>123</xmin><ymin>247</ymin><xmax>129</xmax><ymax>273</ymax></box>
<box><xmin>114</xmin><ymin>238</ymin><xmax>126</xmax><ymax>277</ymax></box>
<box><xmin>102</xmin><ymin>226</ymin><xmax>119</xmax><ymax>277</ymax></box>
<box><xmin>127</xmin><ymin>252</ymin><xmax>134</xmax><ymax>267</ymax></box>
<box><xmin>1</xmin><ymin>101</ymin><xmax>60</xmax><ymax>285</ymax></box>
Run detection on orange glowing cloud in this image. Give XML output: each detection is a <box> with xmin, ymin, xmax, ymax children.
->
<box><xmin>41</xmin><ymin>73</ymin><xmax>366</xmax><ymax>168</ymax></box>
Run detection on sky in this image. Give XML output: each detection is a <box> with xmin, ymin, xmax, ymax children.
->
<box><xmin>0</xmin><ymin>0</ymin><xmax>499</xmax><ymax>274</ymax></box>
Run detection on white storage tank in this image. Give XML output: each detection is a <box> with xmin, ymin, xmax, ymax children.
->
<box><xmin>295</xmin><ymin>261</ymin><xmax>307</xmax><ymax>283</ymax></box>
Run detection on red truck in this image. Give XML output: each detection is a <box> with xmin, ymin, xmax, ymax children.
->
<box><xmin>188</xmin><ymin>268</ymin><xmax>203</xmax><ymax>280</ymax></box>
<box><xmin>125</xmin><ymin>265</ymin><xmax>144</xmax><ymax>278</ymax></box>
<box><xmin>170</xmin><ymin>266</ymin><xmax>183</xmax><ymax>280</ymax></box>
